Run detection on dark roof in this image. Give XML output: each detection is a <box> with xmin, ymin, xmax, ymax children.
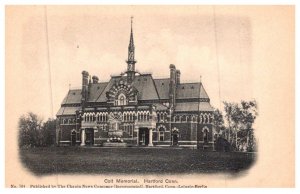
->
<box><xmin>60</xmin><ymin>76</ymin><xmax>210</xmax><ymax>106</ymax></box>
<box><xmin>61</xmin><ymin>89</ymin><xmax>82</xmax><ymax>104</ymax></box>
<box><xmin>153</xmin><ymin>103</ymin><xmax>168</xmax><ymax>111</ymax></box>
<box><xmin>153</xmin><ymin>78</ymin><xmax>170</xmax><ymax>99</ymax></box>
<box><xmin>199</xmin><ymin>84</ymin><xmax>209</xmax><ymax>98</ymax></box>
<box><xmin>131</xmin><ymin>75</ymin><xmax>159</xmax><ymax>100</ymax></box>
<box><xmin>57</xmin><ymin>106</ymin><xmax>81</xmax><ymax>116</ymax></box>
<box><xmin>88</xmin><ymin>82</ymin><xmax>108</xmax><ymax>102</ymax></box>
<box><xmin>96</xmin><ymin>77</ymin><xmax>121</xmax><ymax>102</ymax></box>
<box><xmin>176</xmin><ymin>82</ymin><xmax>209</xmax><ymax>99</ymax></box>
<box><xmin>199</xmin><ymin>101</ymin><xmax>214</xmax><ymax>111</ymax></box>
<box><xmin>95</xmin><ymin>74</ymin><xmax>160</xmax><ymax>102</ymax></box>
<box><xmin>57</xmin><ymin>75</ymin><xmax>213</xmax><ymax>116</ymax></box>
<box><xmin>175</xmin><ymin>102</ymin><xmax>213</xmax><ymax>112</ymax></box>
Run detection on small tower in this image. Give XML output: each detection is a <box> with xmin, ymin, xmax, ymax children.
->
<box><xmin>126</xmin><ymin>16</ymin><xmax>137</xmax><ymax>83</ymax></box>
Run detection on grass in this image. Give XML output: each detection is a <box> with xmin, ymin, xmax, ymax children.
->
<box><xmin>19</xmin><ymin>147</ymin><xmax>256</xmax><ymax>176</ymax></box>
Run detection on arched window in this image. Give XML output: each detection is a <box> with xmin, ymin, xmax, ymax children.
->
<box><xmin>159</xmin><ymin>127</ymin><xmax>165</xmax><ymax>141</ymax></box>
<box><xmin>192</xmin><ymin>116</ymin><xmax>197</xmax><ymax>123</ymax></box>
<box><xmin>203</xmin><ymin>129</ymin><xmax>208</xmax><ymax>143</ymax></box>
<box><xmin>202</xmin><ymin>127</ymin><xmax>210</xmax><ymax>143</ymax></box>
<box><xmin>104</xmin><ymin>113</ymin><xmax>107</xmax><ymax>122</ymax></box>
<box><xmin>209</xmin><ymin>114</ymin><xmax>213</xmax><ymax>123</ymax></box>
<box><xmin>117</xmin><ymin>93</ymin><xmax>127</xmax><ymax>106</ymax></box>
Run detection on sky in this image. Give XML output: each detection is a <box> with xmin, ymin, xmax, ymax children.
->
<box><xmin>6</xmin><ymin>5</ymin><xmax>283</xmax><ymax>120</ymax></box>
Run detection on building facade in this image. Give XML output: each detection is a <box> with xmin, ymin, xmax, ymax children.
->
<box><xmin>56</xmin><ymin>21</ymin><xmax>215</xmax><ymax>149</ymax></box>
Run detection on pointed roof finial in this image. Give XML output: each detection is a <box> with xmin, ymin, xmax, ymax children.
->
<box><xmin>200</xmin><ymin>75</ymin><xmax>202</xmax><ymax>83</ymax></box>
<box><xmin>129</xmin><ymin>16</ymin><xmax>134</xmax><ymax>49</ymax></box>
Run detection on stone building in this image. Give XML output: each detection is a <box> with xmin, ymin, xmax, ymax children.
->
<box><xmin>56</xmin><ymin>20</ymin><xmax>215</xmax><ymax>149</ymax></box>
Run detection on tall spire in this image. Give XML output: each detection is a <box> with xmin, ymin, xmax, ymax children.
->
<box><xmin>126</xmin><ymin>16</ymin><xmax>136</xmax><ymax>83</ymax></box>
<box><xmin>129</xmin><ymin>16</ymin><xmax>134</xmax><ymax>53</ymax></box>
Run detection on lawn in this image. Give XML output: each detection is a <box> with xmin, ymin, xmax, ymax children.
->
<box><xmin>19</xmin><ymin>147</ymin><xmax>256</xmax><ymax>176</ymax></box>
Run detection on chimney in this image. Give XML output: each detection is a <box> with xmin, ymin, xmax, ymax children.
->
<box><xmin>176</xmin><ymin>70</ymin><xmax>181</xmax><ymax>85</ymax></box>
<box><xmin>81</xmin><ymin>71</ymin><xmax>89</xmax><ymax>105</ymax></box>
<box><xmin>92</xmin><ymin>75</ymin><xmax>99</xmax><ymax>83</ymax></box>
<box><xmin>169</xmin><ymin>64</ymin><xmax>176</xmax><ymax>109</ymax></box>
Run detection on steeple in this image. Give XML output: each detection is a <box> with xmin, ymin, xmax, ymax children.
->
<box><xmin>128</xmin><ymin>17</ymin><xmax>135</xmax><ymax>55</ymax></box>
<box><xmin>126</xmin><ymin>16</ymin><xmax>136</xmax><ymax>83</ymax></box>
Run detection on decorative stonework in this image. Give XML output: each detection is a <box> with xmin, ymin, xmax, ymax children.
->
<box><xmin>106</xmin><ymin>79</ymin><xmax>138</xmax><ymax>104</ymax></box>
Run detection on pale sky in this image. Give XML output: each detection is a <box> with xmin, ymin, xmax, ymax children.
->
<box><xmin>6</xmin><ymin>6</ymin><xmax>292</xmax><ymax>120</ymax></box>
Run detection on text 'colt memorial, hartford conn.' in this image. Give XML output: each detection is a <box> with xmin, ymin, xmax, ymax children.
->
<box><xmin>56</xmin><ymin>18</ymin><xmax>215</xmax><ymax>149</ymax></box>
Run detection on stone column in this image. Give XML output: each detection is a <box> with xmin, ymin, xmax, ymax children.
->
<box><xmin>148</xmin><ymin>128</ymin><xmax>153</xmax><ymax>146</ymax></box>
<box><xmin>80</xmin><ymin>128</ymin><xmax>86</xmax><ymax>146</ymax></box>
<box><xmin>135</xmin><ymin>126</ymin><xmax>139</xmax><ymax>145</ymax></box>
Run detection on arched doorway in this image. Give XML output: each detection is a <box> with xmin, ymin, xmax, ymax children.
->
<box><xmin>71</xmin><ymin>130</ymin><xmax>76</xmax><ymax>146</ymax></box>
<box><xmin>172</xmin><ymin>133</ymin><xmax>179</xmax><ymax>146</ymax></box>
<box><xmin>172</xmin><ymin>128</ymin><xmax>179</xmax><ymax>146</ymax></box>
<box><xmin>138</xmin><ymin>128</ymin><xmax>149</xmax><ymax>146</ymax></box>
<box><xmin>203</xmin><ymin>127</ymin><xmax>209</xmax><ymax>144</ymax></box>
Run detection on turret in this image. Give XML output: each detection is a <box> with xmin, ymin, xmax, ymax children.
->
<box><xmin>176</xmin><ymin>70</ymin><xmax>181</xmax><ymax>85</ymax></box>
<box><xmin>92</xmin><ymin>75</ymin><xmax>99</xmax><ymax>84</ymax></box>
<box><xmin>81</xmin><ymin>71</ymin><xmax>89</xmax><ymax>106</ymax></box>
<box><xmin>169</xmin><ymin>64</ymin><xmax>177</xmax><ymax>109</ymax></box>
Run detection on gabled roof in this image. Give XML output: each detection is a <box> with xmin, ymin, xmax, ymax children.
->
<box><xmin>131</xmin><ymin>75</ymin><xmax>159</xmax><ymax>100</ymax></box>
<box><xmin>61</xmin><ymin>89</ymin><xmax>82</xmax><ymax>104</ymax></box>
<box><xmin>58</xmin><ymin>74</ymin><xmax>211</xmax><ymax>115</ymax></box>
<box><xmin>199</xmin><ymin>83</ymin><xmax>209</xmax><ymax>99</ymax></box>
<box><xmin>88</xmin><ymin>82</ymin><xmax>108</xmax><ymax>102</ymax></box>
<box><xmin>153</xmin><ymin>78</ymin><xmax>170</xmax><ymax>99</ymax></box>
<box><xmin>175</xmin><ymin>102</ymin><xmax>213</xmax><ymax>112</ymax></box>
<box><xmin>176</xmin><ymin>82</ymin><xmax>209</xmax><ymax>99</ymax></box>
<box><xmin>96</xmin><ymin>77</ymin><xmax>121</xmax><ymax>102</ymax></box>
<box><xmin>95</xmin><ymin>74</ymin><xmax>159</xmax><ymax>102</ymax></box>
<box><xmin>57</xmin><ymin>106</ymin><xmax>81</xmax><ymax>116</ymax></box>
<box><xmin>176</xmin><ymin>83</ymin><xmax>200</xmax><ymax>99</ymax></box>
<box><xmin>199</xmin><ymin>101</ymin><xmax>214</xmax><ymax>112</ymax></box>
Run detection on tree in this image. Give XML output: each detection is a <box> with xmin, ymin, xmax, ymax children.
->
<box><xmin>223</xmin><ymin>100</ymin><xmax>258</xmax><ymax>151</ymax></box>
<box><xmin>223</xmin><ymin>102</ymin><xmax>239</xmax><ymax>144</ymax></box>
<box><xmin>40</xmin><ymin>119</ymin><xmax>56</xmax><ymax>146</ymax></box>
<box><xmin>212</xmin><ymin>108</ymin><xmax>225</xmax><ymax>136</ymax></box>
<box><xmin>18</xmin><ymin>112</ymin><xmax>57</xmax><ymax>148</ymax></box>
<box><xmin>240</xmin><ymin>100</ymin><xmax>258</xmax><ymax>151</ymax></box>
<box><xmin>18</xmin><ymin>112</ymin><xmax>43</xmax><ymax>148</ymax></box>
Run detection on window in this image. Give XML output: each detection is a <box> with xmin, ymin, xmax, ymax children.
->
<box><xmin>116</xmin><ymin>93</ymin><xmax>127</xmax><ymax>106</ymax></box>
<box><xmin>129</xmin><ymin>125</ymin><xmax>133</xmax><ymax>137</ymax></box>
<box><xmin>202</xmin><ymin>127</ymin><xmax>210</xmax><ymax>143</ymax></box>
<box><xmin>158</xmin><ymin>127</ymin><xmax>165</xmax><ymax>141</ymax></box>
<box><xmin>159</xmin><ymin>131</ymin><xmax>164</xmax><ymax>141</ymax></box>
<box><xmin>192</xmin><ymin>116</ymin><xmax>197</xmax><ymax>123</ymax></box>
<box><xmin>203</xmin><ymin>129</ymin><xmax>209</xmax><ymax>143</ymax></box>
<box><xmin>120</xmin><ymin>95</ymin><xmax>125</xmax><ymax>105</ymax></box>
